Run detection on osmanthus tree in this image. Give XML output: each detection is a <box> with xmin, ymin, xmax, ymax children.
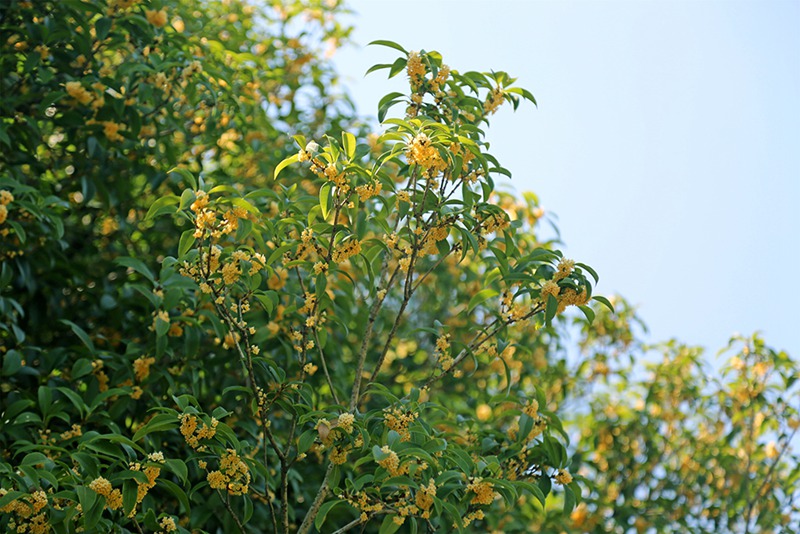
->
<box><xmin>1</xmin><ymin>2</ymin><xmax>798</xmax><ymax>534</ymax></box>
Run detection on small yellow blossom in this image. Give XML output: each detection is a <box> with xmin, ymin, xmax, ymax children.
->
<box><xmin>89</xmin><ymin>477</ymin><xmax>112</xmax><ymax>497</ymax></box>
<box><xmin>146</xmin><ymin>9</ymin><xmax>168</xmax><ymax>27</ymax></box>
<box><xmin>555</xmin><ymin>469</ymin><xmax>573</xmax><ymax>485</ymax></box>
<box><xmin>65</xmin><ymin>81</ymin><xmax>93</xmax><ymax>105</ymax></box>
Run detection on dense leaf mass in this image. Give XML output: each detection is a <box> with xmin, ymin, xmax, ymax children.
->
<box><xmin>1</xmin><ymin>1</ymin><xmax>797</xmax><ymax>533</ymax></box>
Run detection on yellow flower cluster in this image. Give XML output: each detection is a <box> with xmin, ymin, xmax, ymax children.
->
<box><xmin>207</xmin><ymin>449</ymin><xmax>250</xmax><ymax>495</ymax></box>
<box><xmin>347</xmin><ymin>491</ymin><xmax>384</xmax><ymax>521</ymax></box>
<box><xmin>384</xmin><ymin>407</ymin><xmax>418</xmax><ymax>442</ymax></box>
<box><xmin>313</xmin><ymin>261</ymin><xmax>328</xmax><ymax>275</ymax></box>
<box><xmin>330</xmin><ymin>445</ymin><xmax>349</xmax><ymax>465</ymax></box>
<box><xmin>332</xmin><ymin>238</ymin><xmax>361</xmax><ymax>263</ymax></box>
<box><xmin>555</xmin><ymin>469</ymin><xmax>573</xmax><ymax>485</ymax></box>
<box><xmin>414</xmin><ymin>478</ymin><xmax>437</xmax><ymax>518</ymax></box>
<box><xmin>159</xmin><ymin>516</ymin><xmax>177</xmax><ymax>532</ymax></box>
<box><xmin>102</xmin><ymin>121</ymin><xmax>125</xmax><ymax>142</ymax></box>
<box><xmin>133</xmin><ymin>355</ymin><xmax>155</xmax><ymax>381</ymax></box>
<box><xmin>540</xmin><ymin>280</ymin><xmax>560</xmax><ymax>302</ymax></box>
<box><xmin>129</xmin><ymin>461</ymin><xmax>161</xmax><ymax>507</ymax></box>
<box><xmin>407</xmin><ymin>51</ymin><xmax>426</xmax><ymax>89</ymax></box>
<box><xmin>92</xmin><ymin>359</ymin><xmax>109</xmax><ymax>392</ymax></box>
<box><xmin>484</xmin><ymin>87</ymin><xmax>505</xmax><ymax>115</ymax></box>
<box><xmin>65</xmin><ymin>81</ymin><xmax>93</xmax><ymax>105</ymax></box>
<box><xmin>523</xmin><ymin>399</ymin><xmax>539</xmax><ymax>418</ymax></box>
<box><xmin>145</xmin><ymin>9</ymin><xmax>168</xmax><ymax>27</ymax></box>
<box><xmin>0</xmin><ymin>489</ymin><xmax>49</xmax><ymax>534</ymax></box>
<box><xmin>298</xmin><ymin>140</ymin><xmax>319</xmax><ymax>162</ymax></box>
<box><xmin>60</xmin><ymin>423</ymin><xmax>83</xmax><ymax>440</ymax></box>
<box><xmin>554</xmin><ymin>258</ymin><xmax>575</xmax><ymax>280</ymax></box>
<box><xmin>455</xmin><ymin>509</ymin><xmax>485</xmax><ymax>529</ymax></box>
<box><xmin>466</xmin><ymin>477</ymin><xmax>496</xmax><ymax>505</ymax></box>
<box><xmin>422</xmin><ymin>224</ymin><xmax>449</xmax><ymax>254</ymax></box>
<box><xmin>377</xmin><ymin>446</ymin><xmax>408</xmax><ymax>476</ymax></box>
<box><xmin>0</xmin><ymin>189</ymin><xmax>13</xmax><ymax>225</ymax></box>
<box><xmin>479</xmin><ymin>211</ymin><xmax>510</xmax><ymax>234</ymax></box>
<box><xmin>405</xmin><ymin>133</ymin><xmax>447</xmax><ymax>176</ymax></box>
<box><xmin>431</xmin><ymin>64</ymin><xmax>450</xmax><ymax>93</ymax></box>
<box><xmin>89</xmin><ymin>476</ymin><xmax>123</xmax><ymax>511</ymax></box>
<box><xmin>337</xmin><ymin>412</ymin><xmax>355</xmax><ymax>434</ymax></box>
<box><xmin>355</xmin><ymin>181</ymin><xmax>382</xmax><ymax>201</ymax></box>
<box><xmin>435</xmin><ymin>334</ymin><xmax>454</xmax><ymax>371</ymax></box>
<box><xmin>318</xmin><ymin>162</ymin><xmax>349</xmax><ymax>193</ymax></box>
<box><xmin>179</xmin><ymin>414</ymin><xmax>218</xmax><ymax>450</ymax></box>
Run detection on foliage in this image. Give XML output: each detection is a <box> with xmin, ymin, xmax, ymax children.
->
<box><xmin>1</xmin><ymin>1</ymin><xmax>798</xmax><ymax>533</ymax></box>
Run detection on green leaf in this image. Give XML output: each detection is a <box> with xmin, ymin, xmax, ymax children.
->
<box><xmin>576</xmin><ymin>262</ymin><xmax>599</xmax><ymax>284</ymax></box>
<box><xmin>3</xmin><ymin>350</ymin><xmax>22</xmax><ymax>376</ymax></box>
<box><xmin>165</xmin><ymin>459</ymin><xmax>188</xmax><ymax>484</ymax></box>
<box><xmin>95</xmin><ymin>17</ymin><xmax>112</xmax><ymax>40</ymax></box>
<box><xmin>468</xmin><ymin>289</ymin><xmax>498</xmax><ymax>313</ymax></box>
<box><xmin>60</xmin><ymin>320</ymin><xmax>95</xmax><ymax>353</ymax></box>
<box><xmin>21</xmin><ymin>452</ymin><xmax>48</xmax><ymax>467</ymax></box>
<box><xmin>145</xmin><ymin>194</ymin><xmax>180</xmax><ymax>220</ymax></box>
<box><xmin>516</xmin><ymin>481</ymin><xmax>546</xmax><ymax>505</ymax></box>
<box><xmin>319</xmin><ymin>182</ymin><xmax>332</xmax><ymax>220</ymax></box>
<box><xmin>592</xmin><ymin>295</ymin><xmax>615</xmax><ymax>312</ymax></box>
<box><xmin>314</xmin><ymin>499</ymin><xmax>344</xmax><ymax>530</ymax></box>
<box><xmin>72</xmin><ymin>358</ymin><xmax>94</xmax><ymax>379</ymax></box>
<box><xmin>379</xmin><ymin>514</ymin><xmax>403</xmax><ymax>534</ymax></box>
<box><xmin>168</xmin><ymin>168</ymin><xmax>197</xmax><ymax>189</ymax></box>
<box><xmin>115</xmin><ymin>257</ymin><xmax>154</xmax><ymax>282</ymax></box>
<box><xmin>578</xmin><ymin>305</ymin><xmax>595</xmax><ymax>323</ymax></box>
<box><xmin>545</xmin><ymin>294</ymin><xmax>558</xmax><ymax>325</ymax></box>
<box><xmin>132</xmin><ymin>413</ymin><xmax>178</xmax><ymax>442</ymax></box>
<box><xmin>178</xmin><ymin>229</ymin><xmax>196</xmax><ymax>257</ymax></box>
<box><xmin>564</xmin><ymin>485</ymin><xmax>576</xmax><ymax>513</ymax></box>
<box><xmin>178</xmin><ymin>188</ymin><xmax>195</xmax><ymax>211</ymax></box>
<box><xmin>75</xmin><ymin>486</ymin><xmax>98</xmax><ymax>522</ymax></box>
<box><xmin>368</xmin><ymin>39</ymin><xmax>407</xmax><ymax>54</ymax></box>
<box><xmin>158</xmin><ymin>479</ymin><xmax>190</xmax><ymax>514</ymax></box>
<box><xmin>274</xmin><ymin>153</ymin><xmax>299</xmax><ymax>180</ymax></box>
<box><xmin>123</xmin><ymin>479</ymin><xmax>138</xmax><ymax>516</ymax></box>
<box><xmin>342</xmin><ymin>131</ymin><xmax>356</xmax><ymax>160</ymax></box>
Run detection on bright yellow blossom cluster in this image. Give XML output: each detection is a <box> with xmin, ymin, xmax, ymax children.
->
<box><xmin>65</xmin><ymin>81</ymin><xmax>93</xmax><ymax>105</ymax></box>
<box><xmin>466</xmin><ymin>477</ymin><xmax>497</xmax><ymax>505</ymax></box>
<box><xmin>1</xmin><ymin>489</ymin><xmax>50</xmax><ymax>534</ymax></box>
<box><xmin>0</xmin><ymin>189</ymin><xmax>13</xmax><ymax>225</ymax></box>
<box><xmin>484</xmin><ymin>87</ymin><xmax>505</xmax><ymax>115</ymax></box>
<box><xmin>133</xmin><ymin>355</ymin><xmax>156</xmax><ymax>381</ymax></box>
<box><xmin>377</xmin><ymin>446</ymin><xmax>408</xmax><ymax>477</ymax></box>
<box><xmin>355</xmin><ymin>181</ymin><xmax>382</xmax><ymax>201</ymax></box>
<box><xmin>332</xmin><ymin>238</ymin><xmax>361</xmax><ymax>263</ymax></box>
<box><xmin>555</xmin><ymin>469</ymin><xmax>573</xmax><ymax>485</ymax></box>
<box><xmin>384</xmin><ymin>406</ymin><xmax>418</xmax><ymax>442</ymax></box>
<box><xmin>406</xmin><ymin>51</ymin><xmax>426</xmax><ymax>89</ymax></box>
<box><xmin>145</xmin><ymin>9</ymin><xmax>168</xmax><ymax>27</ymax></box>
<box><xmin>207</xmin><ymin>449</ymin><xmax>250</xmax><ymax>495</ymax></box>
<box><xmin>406</xmin><ymin>133</ymin><xmax>447</xmax><ymax>176</ymax></box>
<box><xmin>179</xmin><ymin>413</ymin><xmax>218</xmax><ymax>450</ymax></box>
<box><xmin>414</xmin><ymin>478</ymin><xmax>437</xmax><ymax>518</ymax></box>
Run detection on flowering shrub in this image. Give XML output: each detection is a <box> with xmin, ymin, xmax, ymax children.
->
<box><xmin>1</xmin><ymin>1</ymin><xmax>797</xmax><ymax>533</ymax></box>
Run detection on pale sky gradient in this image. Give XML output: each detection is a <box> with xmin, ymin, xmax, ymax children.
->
<box><xmin>333</xmin><ymin>0</ymin><xmax>800</xmax><ymax>359</ymax></box>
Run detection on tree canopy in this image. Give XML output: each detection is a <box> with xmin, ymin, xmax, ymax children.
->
<box><xmin>1</xmin><ymin>1</ymin><xmax>797</xmax><ymax>533</ymax></box>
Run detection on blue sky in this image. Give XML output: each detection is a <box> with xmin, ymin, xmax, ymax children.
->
<box><xmin>332</xmin><ymin>0</ymin><xmax>800</xmax><ymax>360</ymax></box>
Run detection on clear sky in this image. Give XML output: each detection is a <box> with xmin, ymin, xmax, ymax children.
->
<box><xmin>332</xmin><ymin>0</ymin><xmax>800</xmax><ymax>360</ymax></box>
